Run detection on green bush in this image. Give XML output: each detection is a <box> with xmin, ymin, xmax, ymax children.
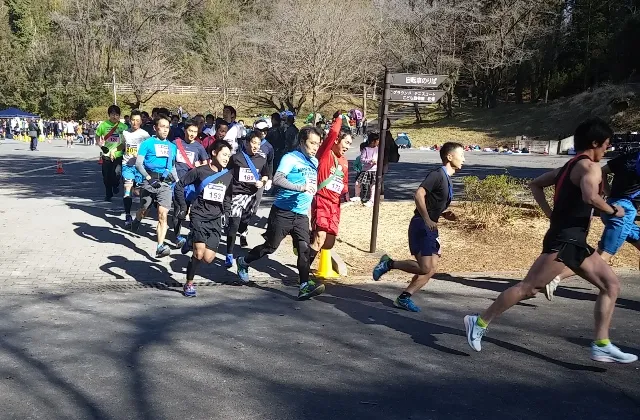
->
<box><xmin>461</xmin><ymin>174</ymin><xmax>555</xmax><ymax>228</ymax></box>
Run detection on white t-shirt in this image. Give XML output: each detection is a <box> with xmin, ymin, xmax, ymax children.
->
<box><xmin>122</xmin><ymin>129</ymin><xmax>151</xmax><ymax>166</ymax></box>
<box><xmin>223</xmin><ymin>122</ymin><xmax>244</xmax><ymax>154</ymax></box>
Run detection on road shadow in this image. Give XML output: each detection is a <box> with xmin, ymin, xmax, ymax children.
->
<box><xmin>435</xmin><ymin>273</ymin><xmax>640</xmax><ymax>313</ymax></box>
<box><xmin>73</xmin><ymin>222</ymin><xmax>155</xmax><ymax>262</ymax></box>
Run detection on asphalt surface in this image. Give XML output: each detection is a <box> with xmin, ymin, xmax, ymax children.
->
<box><xmin>0</xmin><ymin>279</ymin><xmax>638</xmax><ymax>420</ymax></box>
<box><xmin>1</xmin><ymin>138</ymin><xmax>638</xmax><ymax>420</ymax></box>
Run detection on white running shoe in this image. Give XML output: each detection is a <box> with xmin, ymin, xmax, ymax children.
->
<box><xmin>364</xmin><ymin>201</ymin><xmax>374</xmax><ymax>208</ymax></box>
<box><xmin>349</xmin><ymin>197</ymin><xmax>361</xmax><ymax>202</ymax></box>
<box><xmin>591</xmin><ymin>342</ymin><xmax>638</xmax><ymax>364</ymax></box>
<box><xmin>544</xmin><ymin>276</ymin><xmax>561</xmax><ymax>301</ymax></box>
<box><xmin>464</xmin><ymin>315</ymin><xmax>487</xmax><ymax>352</ymax></box>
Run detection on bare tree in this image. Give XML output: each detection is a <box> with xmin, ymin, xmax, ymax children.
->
<box><xmin>251</xmin><ymin>0</ymin><xmax>373</xmax><ymax>114</ymax></box>
<box><xmin>102</xmin><ymin>0</ymin><xmax>195</xmax><ymax>109</ymax></box>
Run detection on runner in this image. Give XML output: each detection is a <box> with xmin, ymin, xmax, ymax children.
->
<box><xmin>463</xmin><ymin>118</ymin><xmax>637</xmax><ymax>363</ymax></box>
<box><xmin>372</xmin><ymin>142</ymin><xmax>464</xmax><ymax>312</ymax></box>
<box><xmin>222</xmin><ymin>105</ymin><xmax>243</xmax><ymax>153</ymax></box>
<box><xmin>171</xmin><ymin>119</ymin><xmax>209</xmax><ymax>249</ymax></box>
<box><xmin>225</xmin><ymin>132</ymin><xmax>270</xmax><ymax>267</ymax></box>
<box><xmin>201</xmin><ymin>120</ymin><xmax>229</xmax><ymax>153</ymax></box>
<box><xmin>308</xmin><ymin>112</ymin><xmax>352</xmax><ymax>270</ymax></box>
<box><xmin>544</xmin><ymin>148</ymin><xmax>640</xmax><ymax>300</ymax></box>
<box><xmin>131</xmin><ymin>115</ymin><xmax>179</xmax><ymax>258</ymax></box>
<box><xmin>121</xmin><ymin>110</ymin><xmax>150</xmax><ymax>227</ymax></box>
<box><xmin>175</xmin><ymin>140</ymin><xmax>234</xmax><ymax>297</ymax></box>
<box><xmin>237</xmin><ymin>121</ymin><xmax>274</xmax><ymax>247</ymax></box>
<box><xmin>236</xmin><ymin>126</ymin><xmax>323</xmax><ymax>300</ymax></box>
<box><xmin>95</xmin><ymin>105</ymin><xmax>128</xmax><ymax>202</ymax></box>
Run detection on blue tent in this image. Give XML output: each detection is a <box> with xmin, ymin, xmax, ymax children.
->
<box><xmin>0</xmin><ymin>107</ymin><xmax>40</xmax><ymax>118</ymax></box>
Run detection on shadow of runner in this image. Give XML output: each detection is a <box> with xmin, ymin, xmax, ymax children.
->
<box><xmin>100</xmin><ymin>255</ymin><xmax>176</xmax><ymax>286</ymax></box>
<box><xmin>319</xmin><ymin>284</ymin><xmax>607</xmax><ymax>371</ymax></box>
<box><xmin>317</xmin><ymin>285</ymin><xmax>469</xmax><ymax>357</ymax></box>
<box><xmin>435</xmin><ymin>274</ymin><xmax>640</xmax><ymax>313</ymax></box>
<box><xmin>73</xmin><ymin>222</ymin><xmax>155</xmax><ymax>261</ymax></box>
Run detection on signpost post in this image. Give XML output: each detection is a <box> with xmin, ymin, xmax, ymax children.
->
<box><xmin>368</xmin><ymin>71</ymin><xmax>448</xmax><ymax>253</ymax></box>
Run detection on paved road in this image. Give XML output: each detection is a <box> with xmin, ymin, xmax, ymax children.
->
<box><xmin>1</xmin><ymin>138</ymin><xmax>638</xmax><ymax>420</ymax></box>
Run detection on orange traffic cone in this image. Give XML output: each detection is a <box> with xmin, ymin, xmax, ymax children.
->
<box><xmin>313</xmin><ymin>249</ymin><xmax>340</xmax><ymax>279</ymax></box>
<box><xmin>55</xmin><ymin>160</ymin><xmax>65</xmax><ymax>174</ymax></box>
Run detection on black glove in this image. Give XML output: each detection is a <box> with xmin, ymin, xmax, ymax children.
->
<box><xmin>176</xmin><ymin>208</ymin><xmax>187</xmax><ymax>220</ymax></box>
<box><xmin>100</xmin><ymin>146</ymin><xmax>110</xmax><ymax>154</ymax></box>
<box><xmin>149</xmin><ymin>178</ymin><xmax>162</xmax><ymax>189</ymax></box>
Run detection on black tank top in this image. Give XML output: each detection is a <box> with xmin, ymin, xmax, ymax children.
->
<box><xmin>549</xmin><ymin>155</ymin><xmax>594</xmax><ymax>239</ymax></box>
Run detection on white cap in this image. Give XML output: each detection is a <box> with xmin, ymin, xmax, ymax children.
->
<box><xmin>255</xmin><ymin>121</ymin><xmax>269</xmax><ymax>130</ymax></box>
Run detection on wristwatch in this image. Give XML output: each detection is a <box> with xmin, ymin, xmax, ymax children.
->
<box><xmin>611</xmin><ymin>206</ymin><xmax>619</xmax><ymax>216</ymax></box>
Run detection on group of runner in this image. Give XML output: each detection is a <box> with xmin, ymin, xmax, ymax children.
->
<box><xmin>95</xmin><ymin>105</ymin><xmax>351</xmax><ymax>301</ymax></box>
<box><xmin>94</xmin><ymin>104</ymin><xmax>637</xmax><ymax>364</ymax></box>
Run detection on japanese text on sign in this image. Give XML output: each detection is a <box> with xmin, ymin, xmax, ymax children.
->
<box><xmin>389</xmin><ymin>89</ymin><xmax>445</xmax><ymax>103</ymax></box>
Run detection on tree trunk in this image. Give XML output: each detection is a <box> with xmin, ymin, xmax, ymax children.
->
<box><xmin>515</xmin><ymin>65</ymin><xmax>524</xmax><ymax>104</ymax></box>
<box><xmin>362</xmin><ymin>83</ymin><xmax>367</xmax><ymax>119</ymax></box>
<box><xmin>311</xmin><ymin>89</ymin><xmax>317</xmax><ymax>117</ymax></box>
<box><xmin>413</xmin><ymin>103</ymin><xmax>422</xmax><ymax>123</ymax></box>
<box><xmin>446</xmin><ymin>91</ymin><xmax>453</xmax><ymax>118</ymax></box>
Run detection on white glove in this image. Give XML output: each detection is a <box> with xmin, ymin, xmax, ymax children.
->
<box><xmin>265</xmin><ymin>180</ymin><xmax>273</xmax><ymax>191</ymax></box>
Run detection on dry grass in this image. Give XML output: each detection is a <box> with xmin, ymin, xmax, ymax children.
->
<box><xmin>391</xmin><ymin>83</ymin><xmax>640</xmax><ymax>148</ymax></box>
<box><xmin>334</xmin><ymin>201</ymin><xmax>639</xmax><ymax>277</ymax></box>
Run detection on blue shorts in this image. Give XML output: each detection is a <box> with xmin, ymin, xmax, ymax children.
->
<box><xmin>408</xmin><ymin>215</ymin><xmax>441</xmax><ymax>257</ymax></box>
<box><xmin>598</xmin><ymin>198</ymin><xmax>640</xmax><ymax>254</ymax></box>
<box><xmin>122</xmin><ymin>165</ymin><xmax>142</xmax><ymax>184</ymax></box>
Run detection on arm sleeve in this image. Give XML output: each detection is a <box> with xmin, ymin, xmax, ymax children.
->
<box><xmin>175</xmin><ymin>168</ymin><xmax>201</xmax><ymax>210</ymax></box>
<box><xmin>197</xmin><ymin>144</ymin><xmax>209</xmax><ymax>163</ymax></box>
<box><xmin>317</xmin><ymin>117</ymin><xmax>342</xmax><ymax>158</ymax></box>
<box><xmin>273</xmin><ymin>171</ymin><xmax>305</xmax><ymax>192</ymax></box>
<box><xmin>266</xmin><ymin>146</ymin><xmax>275</xmax><ymax>178</ymax></box>
<box><xmin>223</xmin><ymin>181</ymin><xmax>233</xmax><ymax>216</ymax></box>
<box><xmin>136</xmin><ymin>154</ymin><xmax>149</xmax><ymax>179</ymax></box>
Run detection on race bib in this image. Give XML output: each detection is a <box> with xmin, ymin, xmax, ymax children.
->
<box><xmin>155</xmin><ymin>144</ymin><xmax>170</xmax><ymax>157</ymax></box>
<box><xmin>326</xmin><ymin>178</ymin><xmax>344</xmax><ymax>194</ymax></box>
<box><xmin>177</xmin><ymin>150</ymin><xmax>195</xmax><ymax>164</ymax></box>
<box><xmin>238</xmin><ymin>167</ymin><xmax>257</xmax><ymax>183</ymax></box>
<box><xmin>203</xmin><ymin>183</ymin><xmax>225</xmax><ymax>203</ymax></box>
<box><xmin>126</xmin><ymin>145</ymin><xmax>138</xmax><ymax>156</ymax></box>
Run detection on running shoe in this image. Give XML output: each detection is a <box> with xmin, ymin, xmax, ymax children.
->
<box><xmin>239</xmin><ymin>233</ymin><xmax>248</xmax><ymax>247</ymax></box>
<box><xmin>298</xmin><ymin>280</ymin><xmax>325</xmax><ymax>300</ymax></box>
<box><xmin>394</xmin><ymin>296</ymin><xmax>420</xmax><ymax>312</ymax></box>
<box><xmin>364</xmin><ymin>201</ymin><xmax>374</xmax><ymax>208</ymax></box>
<box><xmin>225</xmin><ymin>254</ymin><xmax>234</xmax><ymax>268</ymax></box>
<box><xmin>130</xmin><ymin>218</ymin><xmax>141</xmax><ymax>232</ymax></box>
<box><xmin>124</xmin><ymin>214</ymin><xmax>133</xmax><ymax>228</ymax></box>
<box><xmin>372</xmin><ymin>254</ymin><xmax>391</xmax><ymax>281</ymax></box>
<box><xmin>156</xmin><ymin>244</ymin><xmax>171</xmax><ymax>258</ymax></box>
<box><xmin>464</xmin><ymin>315</ymin><xmax>487</xmax><ymax>352</ymax></box>
<box><xmin>181</xmin><ymin>234</ymin><xmax>192</xmax><ymax>255</ymax></box>
<box><xmin>175</xmin><ymin>235</ymin><xmax>187</xmax><ymax>250</ymax></box>
<box><xmin>591</xmin><ymin>342</ymin><xmax>638</xmax><ymax>363</ymax></box>
<box><xmin>544</xmin><ymin>276</ymin><xmax>561</xmax><ymax>301</ymax></box>
<box><xmin>237</xmin><ymin>256</ymin><xmax>250</xmax><ymax>283</ymax></box>
<box><xmin>349</xmin><ymin>196</ymin><xmax>361</xmax><ymax>203</ymax></box>
<box><xmin>183</xmin><ymin>283</ymin><xmax>197</xmax><ymax>298</ymax></box>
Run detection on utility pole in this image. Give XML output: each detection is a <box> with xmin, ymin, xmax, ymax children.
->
<box><xmin>112</xmin><ymin>68</ymin><xmax>117</xmax><ymax>105</ymax></box>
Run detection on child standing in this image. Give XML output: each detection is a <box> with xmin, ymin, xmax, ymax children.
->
<box><xmin>354</xmin><ymin>133</ymin><xmax>379</xmax><ymax>207</ymax></box>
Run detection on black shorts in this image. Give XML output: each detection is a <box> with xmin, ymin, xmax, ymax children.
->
<box><xmin>264</xmin><ymin>205</ymin><xmax>310</xmax><ymax>249</ymax></box>
<box><xmin>191</xmin><ymin>216</ymin><xmax>223</xmax><ymax>251</ymax></box>
<box><xmin>542</xmin><ymin>230</ymin><xmax>594</xmax><ymax>271</ymax></box>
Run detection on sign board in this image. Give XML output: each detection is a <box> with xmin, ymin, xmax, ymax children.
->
<box><xmin>390</xmin><ymin>74</ymin><xmax>448</xmax><ymax>88</ymax></box>
<box><xmin>389</xmin><ymin>89</ymin><xmax>446</xmax><ymax>103</ymax></box>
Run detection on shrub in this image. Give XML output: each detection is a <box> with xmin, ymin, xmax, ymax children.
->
<box><xmin>461</xmin><ymin>174</ymin><xmax>555</xmax><ymax>228</ymax></box>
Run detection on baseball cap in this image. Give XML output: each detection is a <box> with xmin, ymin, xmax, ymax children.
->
<box><xmin>255</xmin><ymin>121</ymin><xmax>269</xmax><ymax>130</ymax></box>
